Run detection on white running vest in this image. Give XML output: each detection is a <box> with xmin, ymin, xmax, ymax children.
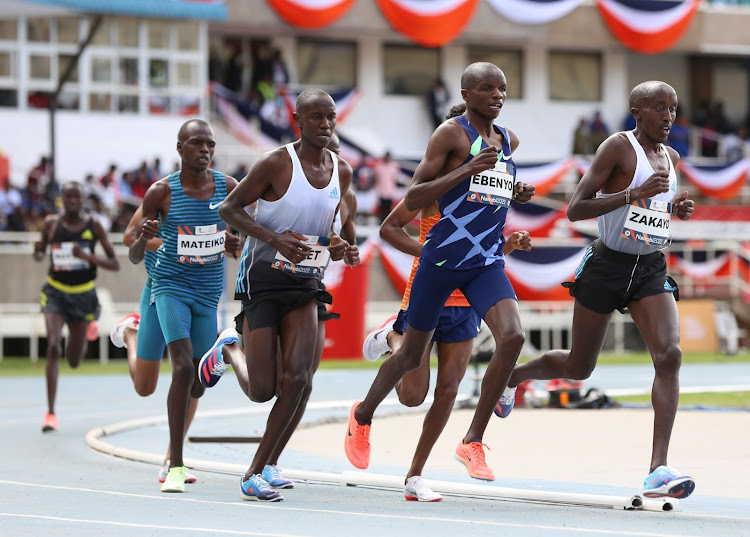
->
<box><xmin>596</xmin><ymin>131</ymin><xmax>677</xmax><ymax>255</ymax></box>
<box><xmin>240</xmin><ymin>144</ymin><xmax>341</xmax><ymax>280</ymax></box>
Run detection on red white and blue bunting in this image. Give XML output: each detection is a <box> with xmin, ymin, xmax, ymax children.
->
<box><xmin>516</xmin><ymin>157</ymin><xmax>576</xmax><ymax>197</ymax></box>
<box><xmin>267</xmin><ymin>0</ymin><xmax>355</xmax><ymax>29</ymax></box>
<box><xmin>505</xmin><ymin>246</ymin><xmax>586</xmax><ymax>301</ymax></box>
<box><xmin>375</xmin><ymin>0</ymin><xmax>479</xmax><ymax>47</ymax></box>
<box><xmin>595</xmin><ymin>0</ymin><xmax>700</xmax><ymax>54</ymax></box>
<box><xmin>678</xmin><ymin>158</ymin><xmax>750</xmax><ymax>202</ymax></box>
<box><xmin>506</xmin><ymin>201</ymin><xmax>568</xmax><ymax>238</ymax></box>
<box><xmin>486</xmin><ymin>0</ymin><xmax>583</xmax><ymax>25</ymax></box>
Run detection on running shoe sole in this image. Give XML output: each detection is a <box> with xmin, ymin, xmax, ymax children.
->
<box><xmin>644</xmin><ymin>478</ymin><xmax>695</xmax><ymax>499</ymax></box>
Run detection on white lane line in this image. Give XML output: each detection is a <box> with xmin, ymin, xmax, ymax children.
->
<box><xmin>1</xmin><ymin>480</ymin><xmax>748</xmax><ymax>534</ymax></box>
<box><xmin>0</xmin><ymin>514</ymin><xmax>311</xmax><ymax>537</ymax></box>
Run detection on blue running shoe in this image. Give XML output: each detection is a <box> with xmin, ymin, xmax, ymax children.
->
<box><xmin>240</xmin><ymin>474</ymin><xmax>283</xmax><ymax>502</ymax></box>
<box><xmin>198</xmin><ymin>328</ymin><xmax>239</xmax><ymax>387</ymax></box>
<box><xmin>494</xmin><ymin>385</ymin><xmax>517</xmax><ymax>418</ymax></box>
<box><xmin>643</xmin><ymin>465</ymin><xmax>695</xmax><ymax>499</ymax></box>
<box><xmin>262</xmin><ymin>465</ymin><xmax>294</xmax><ymax>489</ymax></box>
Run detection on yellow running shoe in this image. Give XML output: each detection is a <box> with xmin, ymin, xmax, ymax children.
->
<box><xmin>160</xmin><ymin>466</ymin><xmax>187</xmax><ymax>493</ymax></box>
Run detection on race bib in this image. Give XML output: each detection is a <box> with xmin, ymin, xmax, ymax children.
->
<box><xmin>177</xmin><ymin>223</ymin><xmax>226</xmax><ymax>264</ymax></box>
<box><xmin>272</xmin><ymin>234</ymin><xmax>330</xmax><ymax>278</ymax></box>
<box><xmin>51</xmin><ymin>242</ymin><xmax>91</xmax><ymax>271</ymax></box>
<box><xmin>466</xmin><ymin>161</ymin><xmax>515</xmax><ymax>207</ymax></box>
<box><xmin>621</xmin><ymin>198</ymin><xmax>672</xmax><ymax>246</ymax></box>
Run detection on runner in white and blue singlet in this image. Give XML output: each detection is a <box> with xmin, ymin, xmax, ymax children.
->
<box><xmin>504</xmin><ymin>81</ymin><xmax>696</xmax><ymax>500</ymax></box>
<box><xmin>344</xmin><ymin>62</ymin><xmax>536</xmax><ymax>483</ymax></box>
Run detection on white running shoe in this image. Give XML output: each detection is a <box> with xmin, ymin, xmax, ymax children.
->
<box><xmin>404</xmin><ymin>476</ymin><xmax>442</xmax><ymax>502</ymax></box>
<box><xmin>109</xmin><ymin>313</ymin><xmax>140</xmax><ymax>349</ymax></box>
<box><xmin>362</xmin><ymin>314</ymin><xmax>398</xmax><ymax>362</ymax></box>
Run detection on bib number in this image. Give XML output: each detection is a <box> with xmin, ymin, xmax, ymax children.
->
<box><xmin>621</xmin><ymin>198</ymin><xmax>672</xmax><ymax>246</ymax></box>
<box><xmin>272</xmin><ymin>234</ymin><xmax>330</xmax><ymax>278</ymax></box>
<box><xmin>177</xmin><ymin>223</ymin><xmax>226</xmax><ymax>264</ymax></box>
<box><xmin>51</xmin><ymin>242</ymin><xmax>90</xmax><ymax>271</ymax></box>
<box><xmin>466</xmin><ymin>163</ymin><xmax>514</xmax><ymax>207</ymax></box>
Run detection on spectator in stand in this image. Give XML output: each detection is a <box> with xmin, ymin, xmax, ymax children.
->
<box><xmin>724</xmin><ymin>125</ymin><xmax>748</xmax><ymax>162</ymax></box>
<box><xmin>270</xmin><ymin>48</ymin><xmax>289</xmax><ymax>87</ymax></box>
<box><xmin>152</xmin><ymin>158</ymin><xmax>162</xmax><ymax>181</ymax></box>
<box><xmin>373</xmin><ymin>151</ymin><xmax>401</xmax><ymax>223</ymax></box>
<box><xmin>131</xmin><ymin>166</ymin><xmax>152</xmax><ymax>199</ymax></box>
<box><xmin>223</xmin><ymin>41</ymin><xmax>244</xmax><ymax>94</ymax></box>
<box><xmin>667</xmin><ymin>113</ymin><xmax>691</xmax><ymax>157</ymax></box>
<box><xmin>0</xmin><ymin>180</ymin><xmax>25</xmax><ymax>231</ymax></box>
<box><xmin>572</xmin><ymin>117</ymin><xmax>590</xmax><ymax>155</ymax></box>
<box><xmin>232</xmin><ymin>163</ymin><xmax>249</xmax><ymax>181</ymax></box>
<box><xmin>426</xmin><ymin>78</ymin><xmax>450</xmax><ymax>130</ymax></box>
<box><xmin>622</xmin><ymin>112</ymin><xmax>637</xmax><ymax>131</ymax></box>
<box><xmin>27</xmin><ymin>156</ymin><xmax>51</xmax><ymax>195</ymax></box>
<box><xmin>589</xmin><ymin>111</ymin><xmax>610</xmax><ymax>152</ymax></box>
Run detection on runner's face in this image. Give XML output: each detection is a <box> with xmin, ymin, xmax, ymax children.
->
<box><xmin>297</xmin><ymin>96</ymin><xmax>336</xmax><ymax>149</ymax></box>
<box><xmin>638</xmin><ymin>88</ymin><xmax>677</xmax><ymax>144</ymax></box>
<box><xmin>464</xmin><ymin>68</ymin><xmax>506</xmax><ymax>120</ymax></box>
<box><xmin>62</xmin><ymin>186</ymin><xmax>83</xmax><ymax>214</ymax></box>
<box><xmin>178</xmin><ymin>125</ymin><xmax>216</xmax><ymax>171</ymax></box>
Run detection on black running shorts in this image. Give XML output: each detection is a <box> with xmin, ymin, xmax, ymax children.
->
<box><xmin>40</xmin><ymin>283</ymin><xmax>101</xmax><ymax>323</ymax></box>
<box><xmin>563</xmin><ymin>239</ymin><xmax>679</xmax><ymax>315</ymax></box>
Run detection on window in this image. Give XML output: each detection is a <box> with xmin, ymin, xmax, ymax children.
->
<box><xmin>0</xmin><ymin>89</ymin><xmax>17</xmax><ymax>107</ymax></box>
<box><xmin>548</xmin><ymin>51</ymin><xmax>602</xmax><ymax>101</ymax></box>
<box><xmin>119</xmin><ymin>58</ymin><xmax>138</xmax><ymax>85</ymax></box>
<box><xmin>176</xmin><ymin>62</ymin><xmax>199</xmax><ymax>86</ymax></box>
<box><xmin>467</xmin><ymin>47</ymin><xmax>523</xmax><ymax>99</ymax></box>
<box><xmin>89</xmin><ymin>93</ymin><xmax>111</xmax><ymax>111</ymax></box>
<box><xmin>383</xmin><ymin>44</ymin><xmax>439</xmax><ymax>96</ymax></box>
<box><xmin>91</xmin><ymin>57</ymin><xmax>112</xmax><ymax>83</ymax></box>
<box><xmin>148</xmin><ymin>20</ymin><xmax>171</xmax><ymax>49</ymax></box>
<box><xmin>91</xmin><ymin>18</ymin><xmax>113</xmax><ymax>46</ymax></box>
<box><xmin>57</xmin><ymin>18</ymin><xmax>79</xmax><ymax>44</ymax></box>
<box><xmin>117</xmin><ymin>18</ymin><xmax>139</xmax><ymax>48</ymax></box>
<box><xmin>117</xmin><ymin>94</ymin><xmax>139</xmax><ymax>113</ymax></box>
<box><xmin>58</xmin><ymin>54</ymin><xmax>79</xmax><ymax>83</ymax></box>
<box><xmin>297</xmin><ymin>39</ymin><xmax>356</xmax><ymax>87</ymax></box>
<box><xmin>27</xmin><ymin>18</ymin><xmax>51</xmax><ymax>42</ymax></box>
<box><xmin>0</xmin><ymin>20</ymin><xmax>17</xmax><ymax>40</ymax></box>
<box><xmin>149</xmin><ymin>59</ymin><xmax>169</xmax><ymax>87</ymax></box>
<box><xmin>30</xmin><ymin>55</ymin><xmax>51</xmax><ymax>80</ymax></box>
<box><xmin>0</xmin><ymin>52</ymin><xmax>14</xmax><ymax>78</ymax></box>
<box><xmin>176</xmin><ymin>22</ymin><xmax>199</xmax><ymax>51</ymax></box>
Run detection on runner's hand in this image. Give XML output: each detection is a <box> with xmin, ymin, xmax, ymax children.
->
<box><xmin>274</xmin><ymin>231</ymin><xmax>311</xmax><ymax>264</ymax></box>
<box><xmin>72</xmin><ymin>244</ymin><xmax>87</xmax><ymax>259</ymax></box>
<box><xmin>344</xmin><ymin>244</ymin><xmax>360</xmax><ymax>266</ymax></box>
<box><xmin>508</xmin><ymin>230</ymin><xmax>532</xmax><ymax>252</ymax></box>
<box><xmin>671</xmin><ymin>191</ymin><xmax>694</xmax><ymax>221</ymax></box>
<box><xmin>225</xmin><ymin>232</ymin><xmax>241</xmax><ymax>258</ymax></box>
<box><xmin>633</xmin><ymin>171</ymin><xmax>670</xmax><ymax>199</ymax></box>
<box><xmin>467</xmin><ymin>146</ymin><xmax>500</xmax><ymax>174</ymax></box>
<box><xmin>513</xmin><ymin>182</ymin><xmax>535</xmax><ymax>203</ymax></box>
<box><xmin>140</xmin><ymin>219</ymin><xmax>160</xmax><ymax>241</ymax></box>
<box><xmin>328</xmin><ymin>233</ymin><xmax>347</xmax><ymax>262</ymax></box>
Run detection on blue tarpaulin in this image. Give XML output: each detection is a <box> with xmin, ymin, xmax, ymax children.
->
<box><xmin>21</xmin><ymin>0</ymin><xmax>227</xmax><ymax>20</ymax></box>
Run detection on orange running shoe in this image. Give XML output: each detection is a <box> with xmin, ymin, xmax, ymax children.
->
<box><xmin>454</xmin><ymin>441</ymin><xmax>494</xmax><ymax>481</ymax></box>
<box><xmin>86</xmin><ymin>320</ymin><xmax>99</xmax><ymax>342</ymax></box>
<box><xmin>344</xmin><ymin>401</ymin><xmax>370</xmax><ymax>469</ymax></box>
<box><xmin>41</xmin><ymin>413</ymin><xmax>59</xmax><ymax>433</ymax></box>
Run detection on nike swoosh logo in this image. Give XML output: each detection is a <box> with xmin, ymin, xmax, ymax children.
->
<box><xmin>209</xmin><ymin>202</ymin><xmax>222</xmax><ymax>210</ymax></box>
<box><xmin>501</xmin><ymin>153</ymin><xmax>512</xmax><ymax>161</ymax></box>
<box><xmin>347</xmin><ymin>429</ymin><xmax>353</xmax><ymax>437</ymax></box>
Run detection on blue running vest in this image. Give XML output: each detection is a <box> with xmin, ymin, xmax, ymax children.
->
<box><xmin>421</xmin><ymin>115</ymin><xmax>516</xmax><ymax>270</ymax></box>
<box><xmin>151</xmin><ymin>170</ymin><xmax>228</xmax><ymax>308</ymax></box>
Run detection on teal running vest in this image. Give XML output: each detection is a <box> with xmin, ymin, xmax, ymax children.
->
<box><xmin>151</xmin><ymin>170</ymin><xmax>228</xmax><ymax>308</ymax></box>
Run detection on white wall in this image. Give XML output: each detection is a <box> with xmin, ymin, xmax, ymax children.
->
<box><xmin>0</xmin><ymin>109</ymin><xmax>200</xmax><ymax>186</ymax></box>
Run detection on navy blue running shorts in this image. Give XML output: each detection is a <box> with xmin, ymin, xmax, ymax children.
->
<box><xmin>394</xmin><ymin>306</ymin><xmax>480</xmax><ymax>343</ymax></box>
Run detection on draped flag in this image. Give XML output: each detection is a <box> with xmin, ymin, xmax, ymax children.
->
<box><xmin>375</xmin><ymin>0</ymin><xmax>479</xmax><ymax>47</ymax></box>
<box><xmin>595</xmin><ymin>0</ymin><xmax>699</xmax><ymax>54</ymax></box>
<box><xmin>678</xmin><ymin>158</ymin><xmax>750</xmax><ymax>202</ymax></box>
<box><xmin>375</xmin><ymin>238</ymin><xmax>415</xmax><ymax>297</ymax></box>
<box><xmin>487</xmin><ymin>0</ymin><xmax>583</xmax><ymax>25</ymax></box>
<box><xmin>516</xmin><ymin>157</ymin><xmax>576</xmax><ymax>197</ymax></box>
<box><xmin>506</xmin><ymin>201</ymin><xmax>568</xmax><ymax>238</ymax></box>
<box><xmin>668</xmin><ymin>252</ymin><xmax>732</xmax><ymax>281</ymax></box>
<box><xmin>505</xmin><ymin>246</ymin><xmax>586</xmax><ymax>301</ymax></box>
<box><xmin>267</xmin><ymin>0</ymin><xmax>355</xmax><ymax>29</ymax></box>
